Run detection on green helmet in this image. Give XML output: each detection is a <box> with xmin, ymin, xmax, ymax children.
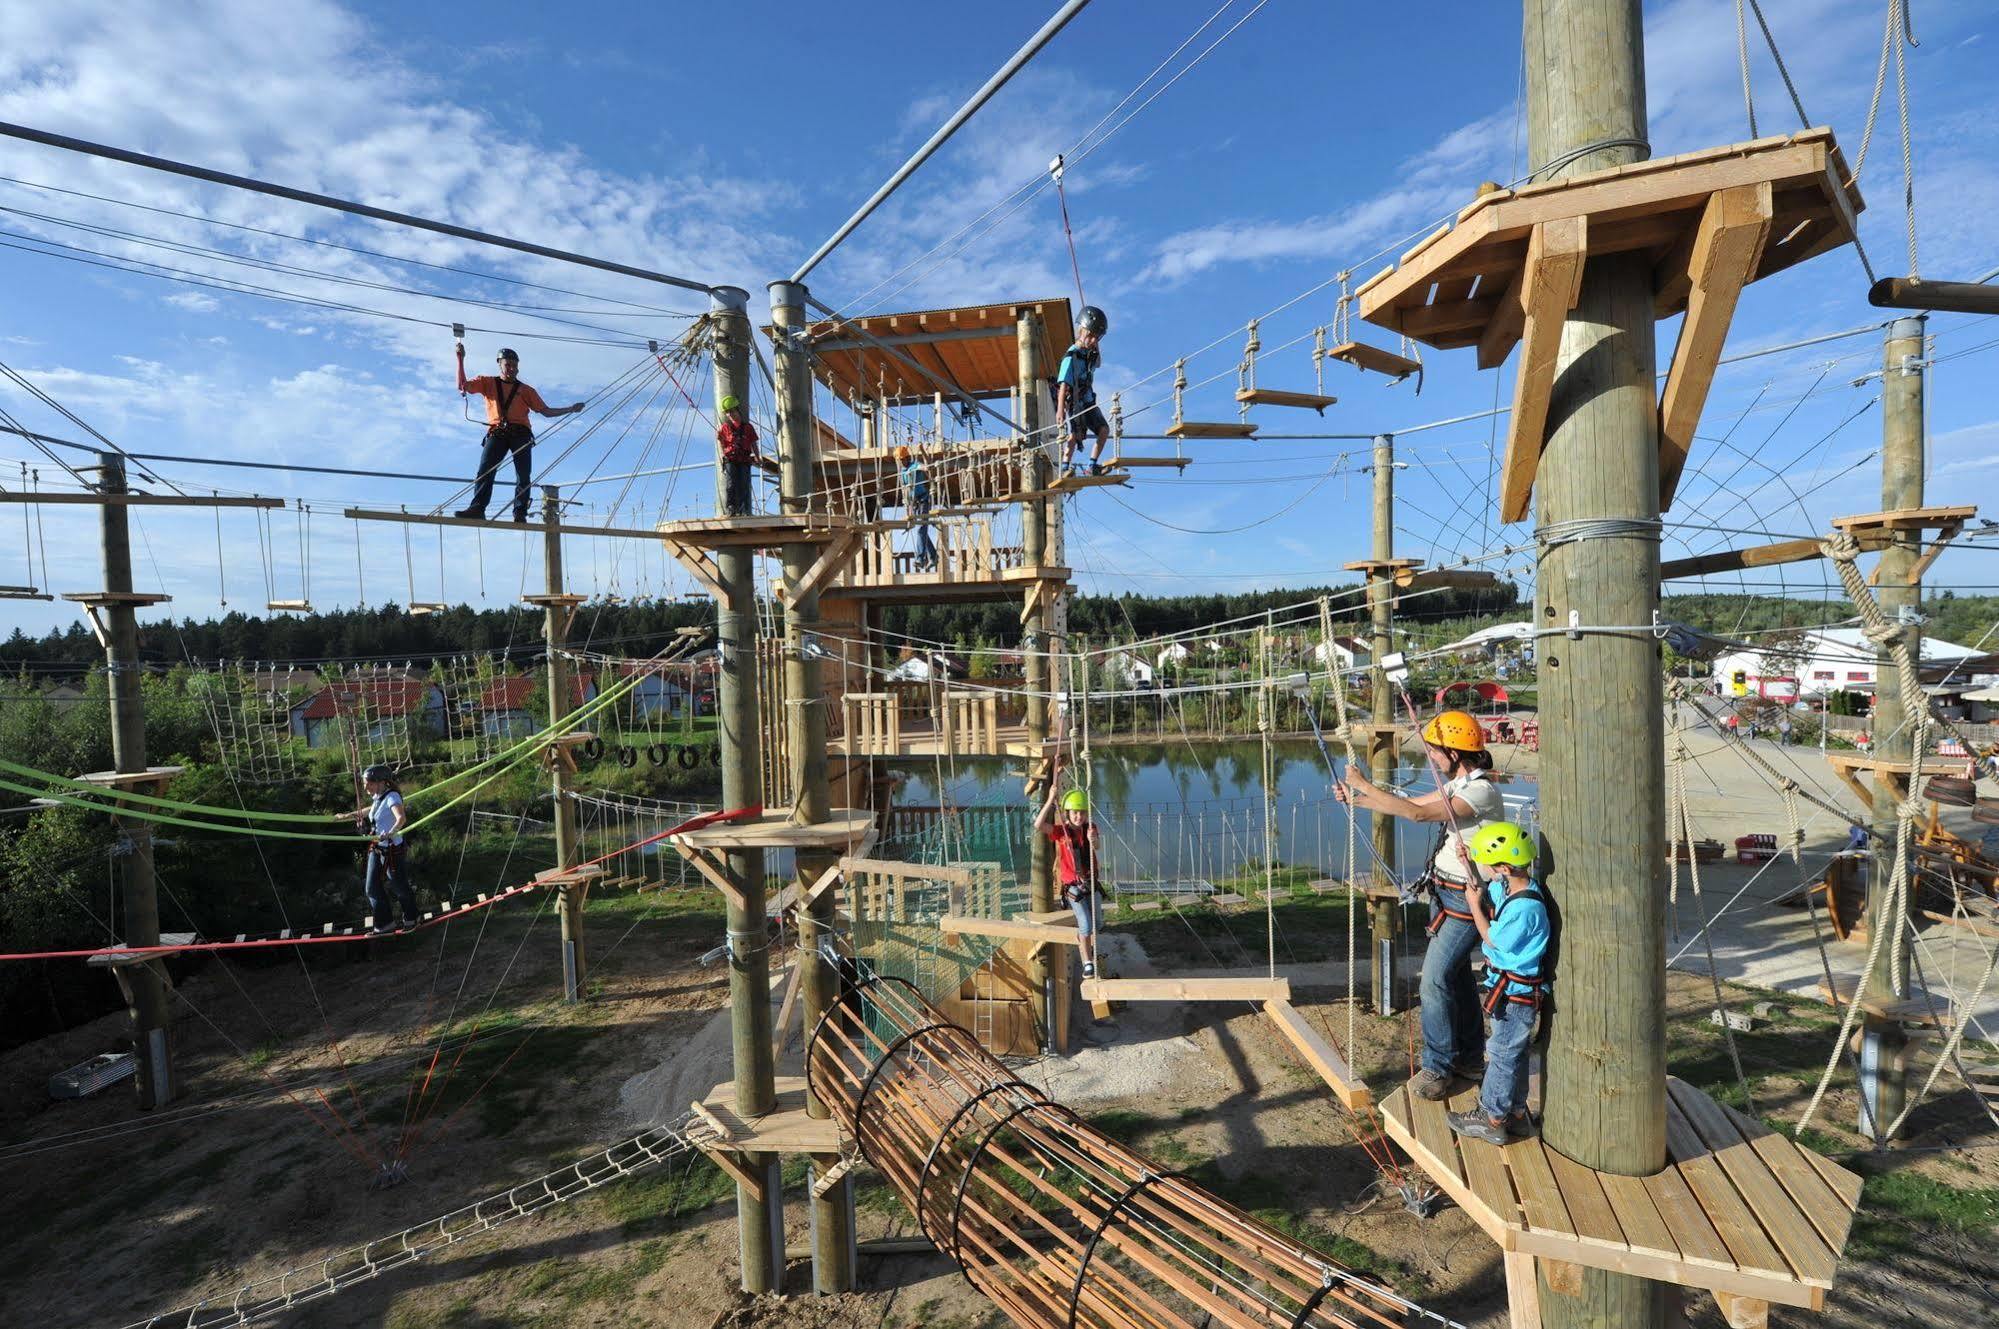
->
<box><xmin>1467</xmin><ymin>821</ymin><xmax>1534</xmax><ymax>868</ymax></box>
<box><xmin>1061</xmin><ymin>789</ymin><xmax>1090</xmax><ymax>812</ymax></box>
<box><xmin>720</xmin><ymin>394</ymin><xmax>742</xmax><ymax>412</ymax></box>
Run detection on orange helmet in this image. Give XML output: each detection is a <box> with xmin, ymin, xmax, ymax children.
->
<box><xmin>893</xmin><ymin>444</ymin><xmax>912</xmax><ymax>463</ymax></box>
<box><xmin>1420</xmin><ymin>709</ymin><xmax>1486</xmax><ymax>753</ymax></box>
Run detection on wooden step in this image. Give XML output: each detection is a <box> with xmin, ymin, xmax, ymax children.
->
<box><xmin>1326</xmin><ymin>341</ymin><xmax>1422</xmax><ymax>379</ymax></box>
<box><xmin>1080</xmin><ymin>976</ymin><xmax>1291</xmax><ymax>1004</ymax></box>
<box><xmin>1234</xmin><ymin>387</ymin><xmax>1338</xmax><ymax>413</ymax></box>
<box><xmin>1163</xmin><ymin>421</ymin><xmax>1258</xmax><ymax>440</ymax></box>
<box><xmin>1262</xmin><ymin>999</ymin><xmax>1370</xmax><ymax>1111</ymax></box>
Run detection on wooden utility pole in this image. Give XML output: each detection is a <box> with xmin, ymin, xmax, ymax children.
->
<box><xmin>1017</xmin><ymin>306</ymin><xmax>1056</xmax><ymax>1043</ymax></box>
<box><xmin>769</xmin><ymin>278</ymin><xmax>856</xmax><ymax>1293</ymax></box>
<box><xmin>1525</xmin><ymin>3</ymin><xmax>1668</xmax><ymax>1325</ymax></box>
<box><xmin>1365</xmin><ymin>434</ymin><xmax>1400</xmax><ymax>1015</ymax></box>
<box><xmin>1860</xmin><ymin>313</ymin><xmax>1926</xmax><ymax>1139</ymax></box>
<box><xmin>96</xmin><ymin>452</ymin><xmax>174</xmax><ymax>1108</ymax></box>
<box><xmin>536</xmin><ymin>484</ymin><xmax>588</xmax><ymax>1001</ymax></box>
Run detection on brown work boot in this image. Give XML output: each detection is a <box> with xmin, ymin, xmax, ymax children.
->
<box><xmin>1410</xmin><ymin>1068</ymin><xmax>1452</xmax><ymax>1101</ymax></box>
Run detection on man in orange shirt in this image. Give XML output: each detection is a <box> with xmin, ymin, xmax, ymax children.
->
<box><xmin>454</xmin><ymin>343</ymin><xmax>585</xmax><ymax>521</ymax></box>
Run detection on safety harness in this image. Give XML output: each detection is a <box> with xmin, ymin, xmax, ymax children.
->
<box><xmin>1478</xmin><ymin>883</ymin><xmax>1548</xmax><ymax>1015</ymax></box>
<box><xmin>489</xmin><ymin>377</ymin><xmax>526</xmax><ymax>444</ymax></box>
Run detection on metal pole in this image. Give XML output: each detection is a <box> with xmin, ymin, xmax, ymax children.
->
<box><xmin>1367</xmin><ymin>436</ymin><xmax>1400</xmax><ymax>1016</ymax></box>
<box><xmin>540</xmin><ymin>486</ymin><xmax>586</xmax><ymax>1002</ymax></box>
<box><xmin>1526</xmin><ymin>3</ymin><xmax>1667</xmax><ymax>1325</ymax></box>
<box><xmin>789</xmin><ymin>0</ymin><xmax>1092</xmax><ymax>282</ymax></box>
<box><xmin>1860</xmin><ymin>313</ymin><xmax>1926</xmax><ymax>1140</ymax></box>
<box><xmin>1018</xmin><ymin>307</ymin><xmax>1058</xmax><ymax>1043</ymax></box>
<box><xmin>97</xmin><ymin>452</ymin><xmax>174</xmax><ymax>1109</ymax></box>
<box><xmin>769</xmin><ymin>278</ymin><xmax>854</xmax><ymax>1293</ymax></box>
<box><xmin>0</xmin><ymin>120</ymin><xmax>710</xmax><ymax>293</ymax></box>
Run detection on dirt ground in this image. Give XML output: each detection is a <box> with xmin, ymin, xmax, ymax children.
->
<box><xmin>4</xmin><ymin>753</ymin><xmax>1999</xmax><ymax>1328</ymax></box>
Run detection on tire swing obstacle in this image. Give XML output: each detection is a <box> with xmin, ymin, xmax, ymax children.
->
<box><xmin>805</xmin><ymin>964</ymin><xmax>1458</xmax><ymax>1329</ymax></box>
<box><xmin>1356</xmin><ymin>129</ymin><xmax>1870</xmax><ymax>1328</ymax></box>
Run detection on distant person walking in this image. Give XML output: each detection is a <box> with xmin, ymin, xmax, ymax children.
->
<box><xmin>896</xmin><ymin>445</ymin><xmax>937</xmax><ymax>571</ymax></box>
<box><xmin>455</xmin><ymin>343</ymin><xmax>584</xmax><ymax>522</ymax></box>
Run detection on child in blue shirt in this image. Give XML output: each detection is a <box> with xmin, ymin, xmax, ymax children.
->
<box><xmin>1447</xmin><ymin>820</ymin><xmax>1550</xmax><ymax>1146</ymax></box>
<box><xmin>1055</xmin><ymin>305</ymin><xmax>1110</xmax><ymax>476</ymax></box>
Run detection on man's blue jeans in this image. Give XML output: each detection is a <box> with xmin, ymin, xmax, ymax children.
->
<box><xmin>1419</xmin><ymin>897</ymin><xmax>1485</xmax><ymax>1076</ymax></box>
<box><xmin>1479</xmin><ymin>995</ymin><xmax>1537</xmax><ymax>1122</ymax></box>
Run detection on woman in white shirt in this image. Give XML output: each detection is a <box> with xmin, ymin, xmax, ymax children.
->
<box><xmin>1335</xmin><ymin>710</ymin><xmax>1503</xmax><ymax>1101</ymax></box>
<box><xmin>354</xmin><ymin>764</ymin><xmax>416</xmax><ymax>932</ymax></box>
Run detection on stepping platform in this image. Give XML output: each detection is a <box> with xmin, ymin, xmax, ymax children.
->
<box><xmin>1163</xmin><ymin>420</ymin><xmax>1258</xmax><ymax>440</ymax></box>
<box><xmin>1234</xmin><ymin>387</ymin><xmax>1338</xmax><ymax>413</ymax></box>
<box><xmin>1326</xmin><ymin>341</ymin><xmax>1422</xmax><ymax>380</ymax></box>
<box><xmin>1263</xmin><ymin>998</ymin><xmax>1371</xmax><ymax>1112</ymax></box>
<box><xmin>693</xmin><ymin>1075</ymin><xmax>843</xmax><ymax>1155</ymax></box>
<box><xmin>1831</xmin><ymin>506</ymin><xmax>1978</xmax><ymax>584</ymax></box>
<box><xmin>87</xmin><ymin>933</ymin><xmax>197</xmax><ymax>967</ymax></box>
<box><xmin>265</xmin><ymin>599</ymin><xmax>313</xmax><ymax>612</ymax></box>
<box><xmin>1356</xmin><ymin>129</ymin><xmax>1861</xmax><ymax>521</ymax></box>
<box><xmin>532</xmin><ymin>863</ymin><xmax>607</xmax><ymax>889</ymax></box>
<box><xmin>671</xmin><ymin>810</ymin><xmax>874</xmax><ymax>910</ymax></box>
<box><xmin>1395</xmin><ymin>567</ymin><xmax>1501</xmax><ymax>592</ymax></box>
<box><xmin>659</xmin><ymin>515</ymin><xmax>859</xmax><ymax>603</ymax></box>
<box><xmin>1824</xmin><ymin>751</ymin><xmax>1960</xmax><ymax>810</ymax></box>
<box><xmin>1108</xmin><ymin>456</ymin><xmax>1192</xmax><ymax>470</ymax></box>
<box><xmin>0</xmin><ymin>585</ymin><xmax>53</xmax><ymax>600</ymax></box>
<box><xmin>1343</xmin><ymin>558</ymin><xmax>1421</xmax><ymax>576</ymax></box>
<box><xmin>1080</xmin><ymin>976</ymin><xmax>1291</xmax><ymax>1004</ymax></box>
<box><xmin>76</xmin><ymin>766</ymin><xmax>187</xmax><ymax>788</ymax></box>
<box><xmin>938</xmin><ymin>915</ymin><xmax>1082</xmax><ymax>947</ymax></box>
<box><xmin>1379</xmin><ymin>1078</ymin><xmax>1861</xmax><ymax>1313</ymax></box>
<box><xmin>1816</xmin><ymin>974</ymin><xmax>1942</xmax><ymax>1027</ymax></box>
<box><xmin>341</xmin><ymin>506</ymin><xmax>662</xmax><ymax>540</ymax></box>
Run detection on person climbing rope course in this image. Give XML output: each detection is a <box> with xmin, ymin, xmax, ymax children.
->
<box><xmin>1054</xmin><ymin>304</ymin><xmax>1111</xmax><ymax>476</ymax></box>
<box><xmin>1034</xmin><ymin>756</ymin><xmax>1101</xmax><ymax>978</ymax></box>
<box><xmin>716</xmin><ymin>392</ymin><xmax>759</xmax><ymax>516</ymax></box>
<box><xmin>354</xmin><ymin>763</ymin><xmax>416</xmax><ymax>932</ymax></box>
<box><xmin>895</xmin><ymin>444</ymin><xmax>937</xmax><ymax>571</ymax></box>
<box><xmin>1334</xmin><ymin>708</ymin><xmax>1502</xmax><ymax>1100</ymax></box>
<box><xmin>454</xmin><ymin>342</ymin><xmax>584</xmax><ymax>522</ymax></box>
<box><xmin>1447</xmin><ymin>820</ymin><xmax>1550</xmax><ymax>1146</ymax></box>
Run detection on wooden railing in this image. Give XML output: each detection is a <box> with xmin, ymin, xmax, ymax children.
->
<box><xmin>838</xmin><ymin>686</ymin><xmax>1023</xmax><ymax>755</ymax></box>
<box><xmin>844</xmin><ymin>513</ymin><xmax>1026</xmax><ymax>587</ymax></box>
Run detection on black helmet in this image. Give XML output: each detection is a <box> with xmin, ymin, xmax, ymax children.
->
<box><xmin>495</xmin><ymin>347</ymin><xmax>519</xmax><ymax>363</ymax></box>
<box><xmin>362</xmin><ymin>764</ymin><xmax>394</xmax><ymax>784</ymax></box>
<box><xmin>1078</xmin><ymin>305</ymin><xmax>1108</xmax><ymax>336</ymax></box>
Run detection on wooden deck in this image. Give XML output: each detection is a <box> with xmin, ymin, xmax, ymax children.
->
<box><xmin>1379</xmin><ymin>1078</ymin><xmax>1860</xmax><ymax>1310</ymax></box>
<box><xmin>694</xmin><ymin>1075</ymin><xmax>843</xmax><ymax>1154</ymax></box>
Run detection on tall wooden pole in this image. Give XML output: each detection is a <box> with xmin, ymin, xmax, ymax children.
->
<box><xmin>1860</xmin><ymin>313</ymin><xmax>1926</xmax><ymax>1139</ymax></box>
<box><xmin>1525</xmin><ymin>3</ymin><xmax>1666</xmax><ymax>1325</ymax></box>
<box><xmin>1366</xmin><ymin>435</ymin><xmax>1400</xmax><ymax>1015</ymax></box>
<box><xmin>540</xmin><ymin>484</ymin><xmax>587</xmax><ymax>1002</ymax></box>
<box><xmin>1017</xmin><ymin>307</ymin><xmax>1056</xmax><ymax>1044</ymax></box>
<box><xmin>97</xmin><ymin>452</ymin><xmax>175</xmax><ymax>1108</ymax></box>
<box><xmin>769</xmin><ymin>278</ymin><xmax>856</xmax><ymax>1292</ymax></box>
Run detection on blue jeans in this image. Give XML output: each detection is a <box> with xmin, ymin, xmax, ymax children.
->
<box><xmin>1419</xmin><ymin>896</ymin><xmax>1485</xmax><ymax>1076</ymax></box>
<box><xmin>912</xmin><ymin>501</ymin><xmax>937</xmax><ymax>568</ymax></box>
<box><xmin>1065</xmin><ymin>885</ymin><xmax>1097</xmax><ymax>937</ymax></box>
<box><xmin>365</xmin><ymin>843</ymin><xmax>416</xmax><ymax>924</ymax></box>
<box><xmin>468</xmin><ymin>426</ymin><xmax>532</xmax><ymax>520</ymax></box>
<box><xmin>1479</xmin><ymin>994</ymin><xmax>1537</xmax><ymax>1121</ymax></box>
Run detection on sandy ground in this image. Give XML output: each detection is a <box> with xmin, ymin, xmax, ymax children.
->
<box><xmin>2</xmin><ymin>734</ymin><xmax>1997</xmax><ymax>1329</ymax></box>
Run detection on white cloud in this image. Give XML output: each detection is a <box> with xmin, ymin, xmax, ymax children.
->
<box><xmin>163</xmin><ymin>291</ymin><xmax>219</xmax><ymax>313</ymax></box>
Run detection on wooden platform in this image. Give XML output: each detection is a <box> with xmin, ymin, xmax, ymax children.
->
<box><xmin>1356</xmin><ymin>129</ymin><xmax>1860</xmax><ymax>520</ymax></box>
<box><xmin>1379</xmin><ymin>1078</ymin><xmax>1860</xmax><ymax>1311</ymax></box>
<box><xmin>76</xmin><ymin>766</ymin><xmax>187</xmax><ymax>788</ymax></box>
<box><xmin>674</xmin><ymin>809</ymin><xmax>874</xmax><ymax>852</ymax></box>
<box><xmin>1326</xmin><ymin>341</ymin><xmax>1422</xmax><ymax>380</ymax></box>
<box><xmin>1109</xmin><ymin>456</ymin><xmax>1192</xmax><ymax>470</ymax></box>
<box><xmin>1080</xmin><ymin>976</ymin><xmax>1291</xmax><ymax>1004</ymax></box>
<box><xmin>938</xmin><ymin>915</ymin><xmax>1082</xmax><ymax>946</ymax></box>
<box><xmin>1816</xmin><ymin>974</ymin><xmax>1941</xmax><ymax>1026</ymax></box>
<box><xmin>656</xmin><ymin>513</ymin><xmax>855</xmax><ymax>548</ymax></box>
<box><xmin>1234</xmin><ymin>387</ymin><xmax>1337</xmax><ymax>413</ymax></box>
<box><xmin>693</xmin><ymin>1076</ymin><xmax>843</xmax><ymax>1155</ymax></box>
<box><xmin>1163</xmin><ymin>420</ymin><xmax>1258</xmax><ymax>440</ymax></box>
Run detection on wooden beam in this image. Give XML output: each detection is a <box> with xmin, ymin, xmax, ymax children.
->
<box><xmin>1712</xmin><ymin>1291</ymin><xmax>1770</xmax><ymax>1329</ymax></box>
<box><xmin>342</xmin><ymin>506</ymin><xmax>662</xmax><ymax>541</ymax></box>
<box><xmin>1659</xmin><ymin>537</ymin><xmax>1824</xmax><ymax>581</ymax></box>
<box><xmin>660</xmin><ymin>538</ymin><xmax>728</xmax><ymax>601</ymax></box>
<box><xmin>938</xmin><ymin>915</ymin><xmax>1083</xmax><ymax>946</ymax></box>
<box><xmin>1659</xmin><ymin>183</ymin><xmax>1774</xmax><ymax>509</ymax></box>
<box><xmin>1262</xmin><ymin>999</ymin><xmax>1371</xmax><ymax>1112</ymax></box>
<box><xmin>1503</xmin><ymin>1250</ymin><xmax>1543</xmax><ymax>1329</ymax></box>
<box><xmin>673</xmin><ymin>843</ymin><xmax>749</xmax><ymax>912</ymax></box>
<box><xmin>1498</xmin><ymin>216</ymin><xmax>1588</xmax><ymax>523</ymax></box>
<box><xmin>771</xmin><ymin>961</ymin><xmax>804</xmax><ymax>1061</ymax></box>
<box><xmin>811</xmin><ymin>1155</ymin><xmax>858</xmax><ymax>1197</ymax></box>
<box><xmin>784</xmin><ymin>529</ymin><xmax>861</xmax><ymax>602</ymax></box>
<box><xmin>0</xmin><ymin>493</ymin><xmax>285</xmax><ymax>508</ymax></box>
<box><xmin>1079</xmin><ymin>977</ymin><xmax>1291</xmax><ymax>1003</ymax></box>
<box><xmin>1868</xmin><ymin>277</ymin><xmax>1999</xmax><ymax>316</ymax></box>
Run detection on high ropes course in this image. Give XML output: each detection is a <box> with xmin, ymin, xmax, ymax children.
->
<box><xmin>5</xmin><ymin>1</ymin><xmax>1999</xmax><ymax>1327</ymax></box>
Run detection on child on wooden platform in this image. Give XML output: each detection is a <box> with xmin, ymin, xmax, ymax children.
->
<box><xmin>1055</xmin><ymin>305</ymin><xmax>1111</xmax><ymax>476</ymax></box>
<box><xmin>1447</xmin><ymin>820</ymin><xmax>1550</xmax><ymax>1146</ymax></box>
<box><xmin>717</xmin><ymin>394</ymin><xmax>758</xmax><ymax>516</ymax></box>
<box><xmin>1034</xmin><ymin>758</ymin><xmax>1101</xmax><ymax>978</ymax></box>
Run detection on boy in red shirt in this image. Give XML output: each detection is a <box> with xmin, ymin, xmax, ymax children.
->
<box><xmin>1034</xmin><ymin>758</ymin><xmax>1102</xmax><ymax>977</ymax></box>
<box><xmin>717</xmin><ymin>394</ymin><xmax>759</xmax><ymax>516</ymax></box>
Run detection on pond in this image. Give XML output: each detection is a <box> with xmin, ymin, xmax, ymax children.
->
<box><xmin>890</xmin><ymin>740</ymin><xmax>1537</xmax><ymax>888</ymax></box>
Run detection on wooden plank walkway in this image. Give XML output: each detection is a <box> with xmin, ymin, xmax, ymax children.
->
<box><xmin>1378</xmin><ymin>1078</ymin><xmax>1859</xmax><ymax>1310</ymax></box>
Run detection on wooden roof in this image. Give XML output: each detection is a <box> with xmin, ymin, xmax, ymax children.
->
<box><xmin>794</xmin><ymin>299</ymin><xmax>1075</xmax><ymax>403</ymax></box>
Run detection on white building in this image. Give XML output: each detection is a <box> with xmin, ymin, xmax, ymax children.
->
<box><xmin>1156</xmin><ymin>642</ymin><xmax>1193</xmax><ymax>671</ymax></box>
<box><xmin>1308</xmin><ymin>634</ymin><xmax>1373</xmax><ymax>674</ymax></box>
<box><xmin>1711</xmin><ymin>627</ymin><xmax>1987</xmax><ymax>701</ymax></box>
<box><xmin>1104</xmin><ymin>652</ymin><xmax>1156</xmax><ymax>686</ymax></box>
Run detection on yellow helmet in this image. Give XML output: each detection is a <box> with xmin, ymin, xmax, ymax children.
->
<box><xmin>1421</xmin><ymin>709</ymin><xmax>1486</xmax><ymax>753</ymax></box>
<box><xmin>1468</xmin><ymin>821</ymin><xmax>1534</xmax><ymax>868</ymax></box>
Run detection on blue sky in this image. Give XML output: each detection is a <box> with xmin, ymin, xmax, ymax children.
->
<box><xmin>0</xmin><ymin>0</ymin><xmax>1994</xmax><ymax>640</ymax></box>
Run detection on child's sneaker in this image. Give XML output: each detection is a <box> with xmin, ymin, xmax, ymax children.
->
<box><xmin>1446</xmin><ymin>1110</ymin><xmax>1508</xmax><ymax>1146</ymax></box>
<box><xmin>1089</xmin><ymin>461</ymin><xmax>1106</xmax><ymax>476</ymax></box>
<box><xmin>1409</xmin><ymin>1068</ymin><xmax>1452</xmax><ymax>1101</ymax></box>
<box><xmin>1505</xmin><ymin>1111</ymin><xmax>1540</xmax><ymax>1138</ymax></box>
